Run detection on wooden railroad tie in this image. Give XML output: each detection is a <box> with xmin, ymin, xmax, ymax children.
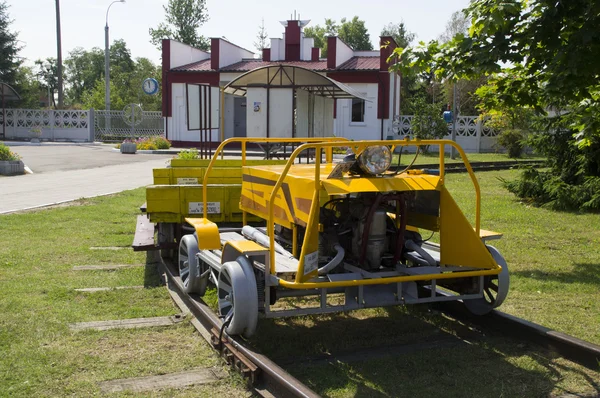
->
<box><xmin>98</xmin><ymin>368</ymin><xmax>226</xmax><ymax>393</ymax></box>
<box><xmin>69</xmin><ymin>314</ymin><xmax>184</xmax><ymax>331</ymax></box>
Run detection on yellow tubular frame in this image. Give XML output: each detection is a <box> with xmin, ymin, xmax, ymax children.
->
<box><xmin>200</xmin><ymin>137</ymin><xmax>491</xmax><ymax>289</ymax></box>
<box><xmin>201</xmin><ymin>137</ymin><xmax>346</xmax><ymax>219</ymax></box>
<box><xmin>265</xmin><ymin>139</ymin><xmax>489</xmax><ymax>289</ymax></box>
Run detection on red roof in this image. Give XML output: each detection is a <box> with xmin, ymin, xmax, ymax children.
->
<box><xmin>172</xmin><ymin>56</ymin><xmax>380</xmax><ymax>73</ymax></box>
<box><xmin>172</xmin><ymin>59</ymin><xmax>213</xmax><ymax>72</ymax></box>
<box><xmin>222</xmin><ymin>59</ymin><xmax>328</xmax><ymax>72</ymax></box>
<box><xmin>337</xmin><ymin>56</ymin><xmax>380</xmax><ymax>71</ymax></box>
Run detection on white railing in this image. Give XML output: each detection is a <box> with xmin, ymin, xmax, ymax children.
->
<box><xmin>0</xmin><ymin>108</ymin><xmax>166</xmax><ymax>142</ymax></box>
<box><xmin>397</xmin><ymin>115</ymin><xmax>498</xmax><ymax>152</ymax></box>
<box><xmin>0</xmin><ymin>109</ymin><xmax>92</xmax><ymax>141</ymax></box>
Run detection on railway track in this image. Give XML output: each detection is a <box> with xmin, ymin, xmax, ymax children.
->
<box><xmin>390</xmin><ymin>159</ymin><xmax>546</xmax><ymax>173</ymax></box>
<box><xmin>153</xmin><ymin>252</ymin><xmax>600</xmax><ymax>397</ymax></box>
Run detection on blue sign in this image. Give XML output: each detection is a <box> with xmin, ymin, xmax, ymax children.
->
<box><xmin>443</xmin><ymin>110</ymin><xmax>453</xmax><ymax>123</ymax></box>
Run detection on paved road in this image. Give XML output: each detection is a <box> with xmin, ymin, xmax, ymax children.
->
<box><xmin>0</xmin><ymin>143</ymin><xmax>174</xmax><ymax>214</ymax></box>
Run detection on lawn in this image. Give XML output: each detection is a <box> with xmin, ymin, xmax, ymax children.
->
<box><xmin>0</xmin><ymin>191</ymin><xmax>248</xmax><ymax>397</ymax></box>
<box><xmin>1</xmin><ymin>168</ymin><xmax>598</xmax><ymax>397</ymax></box>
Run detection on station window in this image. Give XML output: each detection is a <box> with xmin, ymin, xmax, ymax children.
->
<box><xmin>351</xmin><ymin>98</ymin><xmax>365</xmax><ymax>123</ymax></box>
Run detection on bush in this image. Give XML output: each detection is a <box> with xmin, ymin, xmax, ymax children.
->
<box><xmin>117</xmin><ymin>136</ymin><xmax>171</xmax><ymax>151</ymax></box>
<box><xmin>496</xmin><ymin>129</ymin><xmax>525</xmax><ymax>158</ymax></box>
<box><xmin>501</xmin><ymin>168</ymin><xmax>600</xmax><ymax>211</ymax></box>
<box><xmin>177</xmin><ymin>149</ymin><xmax>199</xmax><ymax>160</ymax></box>
<box><xmin>0</xmin><ymin>143</ymin><xmax>20</xmax><ymax>161</ymax></box>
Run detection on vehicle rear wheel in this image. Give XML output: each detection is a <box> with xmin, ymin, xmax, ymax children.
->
<box><xmin>217</xmin><ymin>257</ymin><xmax>258</xmax><ymax>338</ymax></box>
<box><xmin>178</xmin><ymin>234</ymin><xmax>207</xmax><ymax>295</ymax></box>
<box><xmin>464</xmin><ymin>245</ymin><xmax>510</xmax><ymax>315</ymax></box>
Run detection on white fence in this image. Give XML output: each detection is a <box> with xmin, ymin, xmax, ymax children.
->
<box><xmin>0</xmin><ymin>108</ymin><xmax>166</xmax><ymax>142</ymax></box>
<box><xmin>396</xmin><ymin>115</ymin><xmax>499</xmax><ymax>153</ymax></box>
<box><xmin>0</xmin><ymin>109</ymin><xmax>93</xmax><ymax>141</ymax></box>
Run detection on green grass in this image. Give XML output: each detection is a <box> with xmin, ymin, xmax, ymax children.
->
<box><xmin>0</xmin><ymin>190</ymin><xmax>248</xmax><ymax>397</ymax></box>
<box><xmin>392</xmin><ymin>151</ymin><xmax>545</xmax><ymax>166</ymax></box>
<box><xmin>1</xmin><ymin>168</ymin><xmax>599</xmax><ymax>397</ymax></box>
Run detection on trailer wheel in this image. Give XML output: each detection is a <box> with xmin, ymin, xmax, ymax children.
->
<box><xmin>464</xmin><ymin>245</ymin><xmax>510</xmax><ymax>315</ymax></box>
<box><xmin>158</xmin><ymin>223</ymin><xmax>175</xmax><ymax>259</ymax></box>
<box><xmin>217</xmin><ymin>257</ymin><xmax>258</xmax><ymax>338</ymax></box>
<box><xmin>178</xmin><ymin>234</ymin><xmax>207</xmax><ymax>295</ymax></box>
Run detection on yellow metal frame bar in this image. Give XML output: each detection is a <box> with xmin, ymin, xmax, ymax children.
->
<box><xmin>264</xmin><ymin>138</ymin><xmax>486</xmax><ymax>288</ymax></box>
<box><xmin>279</xmin><ymin>268</ymin><xmax>500</xmax><ymax>289</ymax></box>
<box><xmin>201</xmin><ymin>137</ymin><xmax>347</xmax><ymax>219</ymax></box>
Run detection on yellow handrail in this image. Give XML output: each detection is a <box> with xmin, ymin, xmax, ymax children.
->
<box><xmin>201</xmin><ymin>137</ymin><xmax>349</xmax><ymax>219</ymax></box>
<box><xmin>266</xmin><ymin>139</ymin><xmax>482</xmax><ymax>279</ymax></box>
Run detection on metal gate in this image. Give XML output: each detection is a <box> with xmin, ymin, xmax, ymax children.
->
<box><xmin>94</xmin><ymin>109</ymin><xmax>164</xmax><ymax>142</ymax></box>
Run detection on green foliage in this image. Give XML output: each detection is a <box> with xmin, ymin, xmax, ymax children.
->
<box><xmin>13</xmin><ymin>66</ymin><xmax>42</xmax><ymax>108</ymax></box>
<box><xmin>254</xmin><ymin>18</ymin><xmax>269</xmax><ymax>52</ymax></box>
<box><xmin>304</xmin><ymin>16</ymin><xmax>372</xmax><ymax>56</ymax></box>
<box><xmin>0</xmin><ymin>142</ymin><xmax>20</xmax><ymax>161</ymax></box>
<box><xmin>388</xmin><ymin>0</ymin><xmax>600</xmax><ymax>211</ymax></box>
<box><xmin>337</xmin><ymin>17</ymin><xmax>373</xmax><ymax>51</ymax></box>
<box><xmin>149</xmin><ymin>0</ymin><xmax>210</xmax><ymax>51</ymax></box>
<box><xmin>496</xmin><ymin>129</ymin><xmax>525</xmax><ymax>158</ymax></box>
<box><xmin>304</xmin><ymin>19</ymin><xmax>339</xmax><ymax>58</ymax></box>
<box><xmin>64</xmin><ymin>47</ymin><xmax>104</xmax><ymax>105</ymax></box>
<box><xmin>502</xmin><ymin>168</ymin><xmax>600</xmax><ymax>211</ymax></box>
<box><xmin>408</xmin><ymin>96</ymin><xmax>448</xmax><ymax>147</ymax></box>
<box><xmin>34</xmin><ymin>58</ymin><xmax>59</xmax><ymax>108</ymax></box>
<box><xmin>0</xmin><ymin>1</ymin><xmax>21</xmax><ymax>96</ymax></box>
<box><xmin>381</xmin><ymin>21</ymin><xmax>415</xmax><ymax>49</ymax></box>
<box><xmin>120</xmin><ymin>136</ymin><xmax>171</xmax><ymax>150</ymax></box>
<box><xmin>177</xmin><ymin>149</ymin><xmax>199</xmax><ymax>159</ymax></box>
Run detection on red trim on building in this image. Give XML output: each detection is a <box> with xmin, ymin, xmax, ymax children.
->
<box><xmin>285</xmin><ymin>20</ymin><xmax>301</xmax><ymax>61</ymax></box>
<box><xmin>211</xmin><ymin>38</ymin><xmax>220</xmax><ymax>70</ymax></box>
<box><xmin>327</xmin><ymin>37</ymin><xmax>337</xmax><ymax>69</ymax></box>
<box><xmin>311</xmin><ymin>47</ymin><xmax>319</xmax><ymax>61</ymax></box>
<box><xmin>327</xmin><ymin>71</ymin><xmax>379</xmax><ymax>83</ymax></box>
<box><xmin>262</xmin><ymin>48</ymin><xmax>271</xmax><ymax>61</ymax></box>
<box><xmin>333</xmin><ymin>99</ymin><xmax>337</xmax><ymax>118</ymax></box>
<box><xmin>377</xmin><ymin>72</ymin><xmax>390</xmax><ymax>119</ymax></box>
<box><xmin>169</xmin><ymin>72</ymin><xmax>220</xmax><ymax>86</ymax></box>
<box><xmin>162</xmin><ymin>39</ymin><xmax>171</xmax><ymax>117</ymax></box>
<box><xmin>379</xmin><ymin>36</ymin><xmax>397</xmax><ymax>71</ymax></box>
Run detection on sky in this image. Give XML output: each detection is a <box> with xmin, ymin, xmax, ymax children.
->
<box><xmin>6</xmin><ymin>0</ymin><xmax>471</xmax><ymax>68</ymax></box>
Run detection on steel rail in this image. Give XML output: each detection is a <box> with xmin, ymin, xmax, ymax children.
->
<box><xmin>435</xmin><ymin>300</ymin><xmax>600</xmax><ymax>371</ymax></box>
<box><xmin>155</xmin><ymin>257</ymin><xmax>321</xmax><ymax>398</ymax></box>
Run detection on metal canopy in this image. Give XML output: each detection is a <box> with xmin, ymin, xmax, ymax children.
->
<box><xmin>223</xmin><ymin>65</ymin><xmax>370</xmax><ymax>101</ymax></box>
<box><xmin>0</xmin><ymin>83</ymin><xmax>21</xmax><ymax>101</ymax></box>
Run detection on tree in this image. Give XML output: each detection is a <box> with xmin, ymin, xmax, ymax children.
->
<box><xmin>391</xmin><ymin>0</ymin><xmax>600</xmax><ymax>210</ymax></box>
<box><xmin>34</xmin><ymin>58</ymin><xmax>59</xmax><ymax>108</ymax></box>
<box><xmin>149</xmin><ymin>0</ymin><xmax>209</xmax><ymax>51</ymax></box>
<box><xmin>0</xmin><ymin>1</ymin><xmax>21</xmax><ymax>91</ymax></box>
<box><xmin>437</xmin><ymin>10</ymin><xmax>469</xmax><ymax>43</ymax></box>
<box><xmin>253</xmin><ymin>18</ymin><xmax>269</xmax><ymax>52</ymax></box>
<box><xmin>381</xmin><ymin>21</ymin><xmax>415</xmax><ymax>49</ymax></box>
<box><xmin>304</xmin><ymin>19</ymin><xmax>338</xmax><ymax>57</ymax></box>
<box><xmin>338</xmin><ymin>17</ymin><xmax>373</xmax><ymax>51</ymax></box>
<box><xmin>14</xmin><ymin>66</ymin><xmax>42</xmax><ymax>108</ymax></box>
<box><xmin>64</xmin><ymin>47</ymin><xmax>104</xmax><ymax>105</ymax></box>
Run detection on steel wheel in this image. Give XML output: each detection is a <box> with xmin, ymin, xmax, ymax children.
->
<box><xmin>158</xmin><ymin>223</ymin><xmax>175</xmax><ymax>259</ymax></box>
<box><xmin>464</xmin><ymin>245</ymin><xmax>510</xmax><ymax>315</ymax></box>
<box><xmin>178</xmin><ymin>234</ymin><xmax>207</xmax><ymax>295</ymax></box>
<box><xmin>217</xmin><ymin>257</ymin><xmax>258</xmax><ymax>338</ymax></box>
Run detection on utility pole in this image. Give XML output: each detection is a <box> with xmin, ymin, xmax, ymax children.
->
<box><xmin>55</xmin><ymin>0</ymin><xmax>63</xmax><ymax>108</ymax></box>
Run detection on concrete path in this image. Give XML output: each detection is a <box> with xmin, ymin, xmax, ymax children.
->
<box><xmin>0</xmin><ymin>143</ymin><xmax>173</xmax><ymax>214</ymax></box>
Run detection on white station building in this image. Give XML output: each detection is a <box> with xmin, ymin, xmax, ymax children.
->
<box><xmin>161</xmin><ymin>18</ymin><xmax>400</xmax><ymax>147</ymax></box>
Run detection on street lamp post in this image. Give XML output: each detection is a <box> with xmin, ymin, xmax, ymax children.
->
<box><xmin>105</xmin><ymin>0</ymin><xmax>125</xmax><ymax>128</ymax></box>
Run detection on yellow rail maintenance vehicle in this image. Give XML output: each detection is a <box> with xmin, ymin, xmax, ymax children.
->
<box><xmin>144</xmin><ymin>138</ymin><xmax>509</xmax><ymax>338</ymax></box>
